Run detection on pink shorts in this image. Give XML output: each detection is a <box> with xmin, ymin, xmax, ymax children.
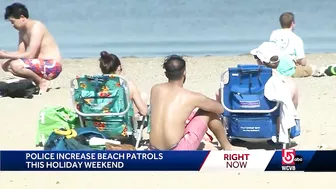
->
<box><xmin>172</xmin><ymin>115</ymin><xmax>208</xmax><ymax>150</ymax></box>
<box><xmin>149</xmin><ymin>109</ymin><xmax>208</xmax><ymax>151</ymax></box>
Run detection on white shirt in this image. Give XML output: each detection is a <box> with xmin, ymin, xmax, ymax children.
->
<box><xmin>270</xmin><ymin>29</ymin><xmax>305</xmax><ymax>61</ymax></box>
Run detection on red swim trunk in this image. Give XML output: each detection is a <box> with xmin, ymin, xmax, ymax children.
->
<box><xmin>20</xmin><ymin>58</ymin><xmax>62</xmax><ymax>80</ymax></box>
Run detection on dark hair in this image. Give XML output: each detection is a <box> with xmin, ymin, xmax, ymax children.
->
<box><xmin>99</xmin><ymin>51</ymin><xmax>121</xmax><ymax>74</ymax></box>
<box><xmin>279</xmin><ymin>12</ymin><xmax>294</xmax><ymax>28</ymax></box>
<box><xmin>266</xmin><ymin>56</ymin><xmax>280</xmax><ymax>69</ymax></box>
<box><xmin>254</xmin><ymin>55</ymin><xmax>279</xmax><ymax>69</ymax></box>
<box><xmin>163</xmin><ymin>54</ymin><xmax>186</xmax><ymax>80</ymax></box>
<box><xmin>4</xmin><ymin>3</ymin><xmax>29</xmax><ymax>20</ymax></box>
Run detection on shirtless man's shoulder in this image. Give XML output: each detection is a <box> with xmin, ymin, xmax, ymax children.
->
<box><xmin>151</xmin><ymin>82</ymin><xmax>204</xmax><ymax>104</ymax></box>
<box><xmin>20</xmin><ymin>20</ymin><xmax>45</xmax><ymax>36</ymax></box>
<box><xmin>150</xmin><ymin>83</ymin><xmax>164</xmax><ymax>94</ymax></box>
<box><xmin>33</xmin><ymin>20</ymin><xmax>47</xmax><ymax>33</ymax></box>
<box><xmin>26</xmin><ymin>20</ymin><xmax>61</xmax><ymax>61</ymax></box>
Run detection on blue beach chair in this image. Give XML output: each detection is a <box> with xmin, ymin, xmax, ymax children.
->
<box><xmin>70</xmin><ymin>74</ymin><xmax>149</xmax><ymax>149</ymax></box>
<box><xmin>220</xmin><ymin>64</ymin><xmax>295</xmax><ymax>148</ymax></box>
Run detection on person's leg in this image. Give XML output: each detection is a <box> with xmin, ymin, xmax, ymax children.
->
<box><xmin>1</xmin><ymin>60</ymin><xmax>11</xmax><ymax>72</ymax></box>
<box><xmin>284</xmin><ymin>77</ymin><xmax>299</xmax><ymax>109</ymax></box>
<box><xmin>196</xmin><ymin>110</ymin><xmax>246</xmax><ymax>150</ymax></box>
<box><xmin>9</xmin><ymin>59</ymin><xmax>49</xmax><ymax>92</ymax></box>
<box><xmin>176</xmin><ymin>109</ymin><xmax>246</xmax><ymax>150</ymax></box>
<box><xmin>292</xmin><ymin>84</ymin><xmax>299</xmax><ymax>110</ymax></box>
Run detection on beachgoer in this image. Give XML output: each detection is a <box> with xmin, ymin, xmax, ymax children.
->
<box><xmin>251</xmin><ymin>42</ymin><xmax>299</xmax><ymax>144</ymax></box>
<box><xmin>270</xmin><ymin>12</ymin><xmax>317</xmax><ymax>78</ymax></box>
<box><xmin>250</xmin><ymin>42</ymin><xmax>299</xmax><ymax>109</ymax></box>
<box><xmin>0</xmin><ymin>3</ymin><xmax>62</xmax><ymax>93</ymax></box>
<box><xmin>215</xmin><ymin>41</ymin><xmax>298</xmax><ymax>109</ymax></box>
<box><xmin>99</xmin><ymin>51</ymin><xmax>148</xmax><ymax>116</ymax></box>
<box><xmin>149</xmin><ymin>54</ymin><xmax>247</xmax><ymax>150</ymax></box>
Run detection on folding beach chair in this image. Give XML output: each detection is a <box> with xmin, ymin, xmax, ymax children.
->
<box><xmin>70</xmin><ymin>74</ymin><xmax>149</xmax><ymax>149</ymax></box>
<box><xmin>220</xmin><ymin>64</ymin><xmax>294</xmax><ymax>148</ymax></box>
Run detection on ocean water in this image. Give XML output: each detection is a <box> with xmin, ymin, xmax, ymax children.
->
<box><xmin>0</xmin><ymin>0</ymin><xmax>335</xmax><ymax>58</ymax></box>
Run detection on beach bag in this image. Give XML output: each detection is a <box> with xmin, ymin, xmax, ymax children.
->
<box><xmin>44</xmin><ymin>127</ymin><xmax>108</xmax><ymax>151</ymax></box>
<box><xmin>0</xmin><ymin>79</ymin><xmax>39</xmax><ymax>98</ymax></box>
<box><xmin>36</xmin><ymin>106</ymin><xmax>80</xmax><ymax>146</ymax></box>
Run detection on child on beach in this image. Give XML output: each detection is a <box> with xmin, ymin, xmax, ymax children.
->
<box><xmin>99</xmin><ymin>51</ymin><xmax>148</xmax><ymax>116</ymax></box>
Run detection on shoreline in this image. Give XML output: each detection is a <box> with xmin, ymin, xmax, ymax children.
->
<box><xmin>62</xmin><ymin>52</ymin><xmax>336</xmax><ymax>60</ymax></box>
<box><xmin>1</xmin><ymin>53</ymin><xmax>336</xmax><ymax>188</ymax></box>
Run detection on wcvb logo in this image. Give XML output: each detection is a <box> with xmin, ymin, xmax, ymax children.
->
<box><xmin>282</xmin><ymin>149</ymin><xmax>296</xmax><ymax>165</ymax></box>
<box><xmin>281</xmin><ymin>149</ymin><xmax>303</xmax><ymax>171</ymax></box>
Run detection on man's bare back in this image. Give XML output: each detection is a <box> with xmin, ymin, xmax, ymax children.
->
<box><xmin>149</xmin><ymin>55</ymin><xmax>247</xmax><ymax>151</ymax></box>
<box><xmin>19</xmin><ymin>20</ymin><xmax>61</xmax><ymax>62</ymax></box>
<box><xmin>150</xmin><ymin>83</ymin><xmax>200</xmax><ymax>149</ymax></box>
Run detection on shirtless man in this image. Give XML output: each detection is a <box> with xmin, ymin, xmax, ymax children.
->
<box><xmin>149</xmin><ymin>55</ymin><xmax>247</xmax><ymax>150</ymax></box>
<box><xmin>0</xmin><ymin>3</ymin><xmax>62</xmax><ymax>93</ymax></box>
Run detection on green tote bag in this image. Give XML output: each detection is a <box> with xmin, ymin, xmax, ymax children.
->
<box><xmin>36</xmin><ymin>106</ymin><xmax>80</xmax><ymax>146</ymax></box>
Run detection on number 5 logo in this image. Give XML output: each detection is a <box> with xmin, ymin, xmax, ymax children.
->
<box><xmin>282</xmin><ymin>149</ymin><xmax>295</xmax><ymax>165</ymax></box>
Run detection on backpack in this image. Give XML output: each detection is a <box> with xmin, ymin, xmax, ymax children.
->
<box><xmin>43</xmin><ymin>127</ymin><xmax>108</xmax><ymax>151</ymax></box>
<box><xmin>0</xmin><ymin>79</ymin><xmax>39</xmax><ymax>98</ymax></box>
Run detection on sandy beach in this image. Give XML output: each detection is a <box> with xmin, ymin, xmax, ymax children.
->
<box><xmin>0</xmin><ymin>53</ymin><xmax>335</xmax><ymax>188</ymax></box>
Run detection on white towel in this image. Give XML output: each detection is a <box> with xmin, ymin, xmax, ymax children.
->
<box><xmin>264</xmin><ymin>71</ymin><xmax>297</xmax><ymax>143</ymax></box>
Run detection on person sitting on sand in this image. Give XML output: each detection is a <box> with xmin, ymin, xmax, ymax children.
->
<box><xmin>149</xmin><ymin>54</ymin><xmax>247</xmax><ymax>150</ymax></box>
<box><xmin>215</xmin><ymin>42</ymin><xmax>299</xmax><ymax>110</ymax></box>
<box><xmin>251</xmin><ymin>42</ymin><xmax>299</xmax><ymax>143</ymax></box>
<box><xmin>270</xmin><ymin>12</ymin><xmax>317</xmax><ymax>78</ymax></box>
<box><xmin>99</xmin><ymin>51</ymin><xmax>148</xmax><ymax>116</ymax></box>
<box><xmin>0</xmin><ymin>3</ymin><xmax>62</xmax><ymax>94</ymax></box>
<box><xmin>250</xmin><ymin>42</ymin><xmax>299</xmax><ymax>109</ymax></box>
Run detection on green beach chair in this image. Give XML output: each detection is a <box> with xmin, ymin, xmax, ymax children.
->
<box><xmin>70</xmin><ymin>74</ymin><xmax>148</xmax><ymax>149</ymax></box>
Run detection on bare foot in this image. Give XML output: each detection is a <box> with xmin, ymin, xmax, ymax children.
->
<box><xmin>223</xmin><ymin>145</ymin><xmax>248</xmax><ymax>151</ymax></box>
<box><xmin>38</xmin><ymin>79</ymin><xmax>50</xmax><ymax>94</ymax></box>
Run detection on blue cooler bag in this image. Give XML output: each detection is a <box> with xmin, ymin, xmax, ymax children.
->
<box><xmin>44</xmin><ymin>127</ymin><xmax>108</xmax><ymax>151</ymax></box>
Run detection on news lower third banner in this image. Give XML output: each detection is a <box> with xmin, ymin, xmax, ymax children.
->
<box><xmin>0</xmin><ymin>150</ymin><xmax>336</xmax><ymax>172</ymax></box>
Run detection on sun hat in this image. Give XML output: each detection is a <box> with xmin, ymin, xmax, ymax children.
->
<box><xmin>250</xmin><ymin>42</ymin><xmax>280</xmax><ymax>64</ymax></box>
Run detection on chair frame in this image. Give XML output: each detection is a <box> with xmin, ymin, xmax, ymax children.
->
<box><xmin>220</xmin><ymin>68</ymin><xmax>291</xmax><ymax>149</ymax></box>
<box><xmin>70</xmin><ymin>74</ymin><xmax>147</xmax><ymax>149</ymax></box>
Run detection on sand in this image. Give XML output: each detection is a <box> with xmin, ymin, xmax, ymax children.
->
<box><xmin>1</xmin><ymin>53</ymin><xmax>335</xmax><ymax>188</ymax></box>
